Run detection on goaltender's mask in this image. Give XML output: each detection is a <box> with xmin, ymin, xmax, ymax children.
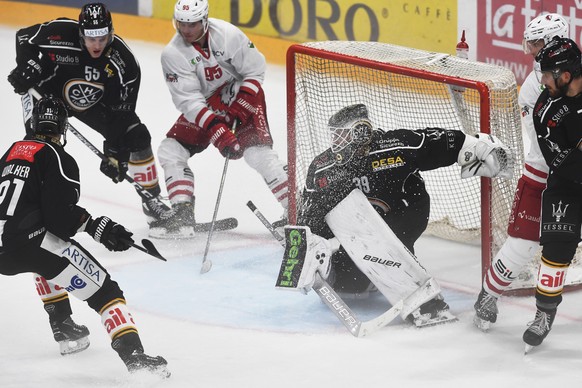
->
<box><xmin>329</xmin><ymin>104</ymin><xmax>373</xmax><ymax>166</ymax></box>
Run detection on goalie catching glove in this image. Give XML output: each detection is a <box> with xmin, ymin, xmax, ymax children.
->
<box><xmin>85</xmin><ymin>216</ymin><xmax>134</xmax><ymax>252</ymax></box>
<box><xmin>275</xmin><ymin>226</ymin><xmax>339</xmax><ymax>294</ymax></box>
<box><xmin>457</xmin><ymin>133</ymin><xmax>514</xmax><ymax>179</ymax></box>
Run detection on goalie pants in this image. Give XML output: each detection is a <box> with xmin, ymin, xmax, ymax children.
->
<box><xmin>0</xmin><ymin>234</ymin><xmax>125</xmax><ymax>316</ymax></box>
<box><xmin>536</xmin><ymin>176</ymin><xmax>582</xmax><ymax>308</ymax></box>
<box><xmin>329</xmin><ymin>194</ymin><xmax>430</xmax><ymax>294</ymax></box>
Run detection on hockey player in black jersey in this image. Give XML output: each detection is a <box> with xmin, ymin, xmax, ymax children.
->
<box><xmin>292</xmin><ymin>103</ymin><xmax>513</xmax><ymax>327</ymax></box>
<box><xmin>0</xmin><ymin>97</ymin><xmax>169</xmax><ymax>377</ymax></box>
<box><xmin>521</xmin><ymin>37</ymin><xmax>582</xmax><ymax>352</ymax></box>
<box><xmin>6</xmin><ymin>3</ymin><xmax>174</xmax><ymax>228</ymax></box>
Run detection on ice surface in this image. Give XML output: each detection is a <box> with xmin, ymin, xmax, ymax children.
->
<box><xmin>1</xmin><ymin>26</ymin><xmax>582</xmax><ymax>387</ymax></box>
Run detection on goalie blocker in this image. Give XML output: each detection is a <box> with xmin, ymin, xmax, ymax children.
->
<box><xmin>277</xmin><ymin>189</ymin><xmax>457</xmax><ymax>328</ymax></box>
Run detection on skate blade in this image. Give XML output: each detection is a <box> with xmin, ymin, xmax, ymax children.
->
<box><xmin>130</xmin><ymin>365</ymin><xmax>171</xmax><ymax>379</ymax></box>
<box><xmin>412</xmin><ymin>312</ymin><xmax>459</xmax><ymax>328</ymax></box>
<box><xmin>148</xmin><ymin>226</ymin><xmax>195</xmax><ymax>240</ymax></box>
<box><xmin>524</xmin><ymin>343</ymin><xmax>535</xmax><ymax>355</ymax></box>
<box><xmin>473</xmin><ymin>315</ymin><xmax>492</xmax><ymax>332</ymax></box>
<box><xmin>59</xmin><ymin>336</ymin><xmax>90</xmax><ymax>356</ymax></box>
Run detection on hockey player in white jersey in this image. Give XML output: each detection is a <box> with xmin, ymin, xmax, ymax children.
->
<box><xmin>155</xmin><ymin>0</ymin><xmax>289</xmax><ymax>237</ymax></box>
<box><xmin>277</xmin><ymin>104</ymin><xmax>514</xmax><ymax>329</ymax></box>
<box><xmin>473</xmin><ymin>13</ymin><xmax>568</xmax><ymax>331</ymax></box>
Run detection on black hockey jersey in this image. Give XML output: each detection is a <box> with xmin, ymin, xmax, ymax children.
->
<box><xmin>298</xmin><ymin>128</ymin><xmax>465</xmax><ymax>241</ymax></box>
<box><xmin>0</xmin><ymin>137</ymin><xmax>89</xmax><ymax>250</ymax></box>
<box><xmin>15</xmin><ymin>18</ymin><xmax>141</xmax><ymax>131</ymax></box>
<box><xmin>533</xmin><ymin>89</ymin><xmax>582</xmax><ymax>183</ymax></box>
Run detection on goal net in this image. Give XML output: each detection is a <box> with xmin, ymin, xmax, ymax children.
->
<box><xmin>286</xmin><ymin>41</ymin><xmax>582</xmax><ymax>292</ymax></box>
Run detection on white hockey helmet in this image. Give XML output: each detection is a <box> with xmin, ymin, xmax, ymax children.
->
<box><xmin>523</xmin><ymin>13</ymin><xmax>568</xmax><ymax>54</ymax></box>
<box><xmin>174</xmin><ymin>0</ymin><xmax>209</xmax><ymax>34</ymax></box>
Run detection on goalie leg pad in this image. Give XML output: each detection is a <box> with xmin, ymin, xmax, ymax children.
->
<box><xmin>325</xmin><ymin>189</ymin><xmax>441</xmax><ymax>313</ymax></box>
<box><xmin>275</xmin><ymin>226</ymin><xmax>339</xmax><ymax>294</ymax></box>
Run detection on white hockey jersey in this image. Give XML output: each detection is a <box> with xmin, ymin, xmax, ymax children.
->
<box><xmin>161</xmin><ymin>18</ymin><xmax>266</xmax><ymax>130</ymax></box>
<box><xmin>518</xmin><ymin>64</ymin><xmax>549</xmax><ymax>184</ymax></box>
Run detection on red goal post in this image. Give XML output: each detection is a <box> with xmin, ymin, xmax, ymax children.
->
<box><xmin>285</xmin><ymin>41</ymin><xmax>542</xmax><ymax>292</ymax></box>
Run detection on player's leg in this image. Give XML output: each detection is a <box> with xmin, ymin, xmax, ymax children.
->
<box><xmin>237</xmin><ymin>90</ymin><xmax>289</xmax><ymax>220</ymax></box>
<box><xmin>155</xmin><ymin>115</ymin><xmax>210</xmax><ymax>237</ymax></box>
<box><xmin>326</xmin><ymin>189</ymin><xmax>456</xmax><ymax>327</ymax></box>
<box><xmin>523</xmin><ymin>186</ymin><xmax>581</xmax><ymax>351</ymax></box>
<box><xmin>475</xmin><ymin>176</ymin><xmax>544</xmax><ymax>331</ymax></box>
<box><xmin>33</xmin><ymin>274</ymin><xmax>90</xmax><ymax>355</ymax></box>
<box><xmin>39</xmin><ymin>233</ymin><xmax>170</xmax><ymax>375</ymax></box>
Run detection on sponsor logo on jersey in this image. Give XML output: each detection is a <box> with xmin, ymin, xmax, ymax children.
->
<box><xmin>542</xmin><ymin>201</ymin><xmax>574</xmax><ymax>233</ymax></box>
<box><xmin>48</xmin><ymin>39</ymin><xmax>75</xmax><ymax>47</ymax></box>
<box><xmin>165</xmin><ymin>72</ymin><xmax>179</xmax><ymax>82</ymax></box>
<box><xmin>105</xmin><ymin>63</ymin><xmax>115</xmax><ymax>78</ymax></box>
<box><xmin>64</xmin><ymin>275</ymin><xmax>87</xmax><ymax>292</ymax></box>
<box><xmin>6</xmin><ymin>142</ymin><xmax>44</xmax><ymax>163</ymax></box>
<box><xmin>109</xmin><ymin>50</ymin><xmax>126</xmax><ymax>75</ymax></box>
<box><xmin>190</xmin><ymin>56</ymin><xmax>202</xmax><ymax>65</ymax></box>
<box><xmin>371</xmin><ymin>156</ymin><xmax>404</xmax><ymax>171</ymax></box>
<box><xmin>48</xmin><ymin>53</ymin><xmax>80</xmax><ymax>65</ymax></box>
<box><xmin>64</xmin><ymin>80</ymin><xmax>104</xmax><ymax>111</ymax></box>
<box><xmin>61</xmin><ymin>245</ymin><xmax>103</xmax><ymax>284</ymax></box>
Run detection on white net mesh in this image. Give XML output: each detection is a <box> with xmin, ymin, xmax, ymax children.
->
<box><xmin>288</xmin><ymin>41</ymin><xmax>527</xmax><ymax>286</ymax></box>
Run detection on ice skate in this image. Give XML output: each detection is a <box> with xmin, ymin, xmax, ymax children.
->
<box><xmin>51</xmin><ymin>317</ymin><xmax>90</xmax><ymax>356</ymax></box>
<box><xmin>473</xmin><ymin>288</ymin><xmax>498</xmax><ymax>332</ymax></box>
<box><xmin>148</xmin><ymin>201</ymin><xmax>195</xmax><ymax>239</ymax></box>
<box><xmin>142</xmin><ymin>196</ymin><xmax>175</xmax><ymax>225</ymax></box>
<box><xmin>406</xmin><ymin>295</ymin><xmax>458</xmax><ymax>328</ymax></box>
<box><xmin>121</xmin><ymin>350</ymin><xmax>171</xmax><ymax>378</ymax></box>
<box><xmin>523</xmin><ymin>308</ymin><xmax>556</xmax><ymax>353</ymax></box>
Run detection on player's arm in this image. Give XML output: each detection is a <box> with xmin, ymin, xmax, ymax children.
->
<box><xmin>41</xmin><ymin>148</ymin><xmax>133</xmax><ymax>251</ymax></box>
<box><xmin>161</xmin><ymin>46</ymin><xmax>241</xmax><ymax>158</ymax></box>
<box><xmin>8</xmin><ymin>22</ymin><xmax>54</xmax><ymax>94</ymax></box>
<box><xmin>223</xmin><ymin>25</ymin><xmax>267</xmax><ymax>126</ymax></box>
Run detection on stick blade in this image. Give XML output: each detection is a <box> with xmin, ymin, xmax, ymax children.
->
<box><xmin>141</xmin><ymin>239</ymin><xmax>166</xmax><ymax>261</ymax></box>
<box><xmin>200</xmin><ymin>259</ymin><xmax>212</xmax><ymax>274</ymax></box>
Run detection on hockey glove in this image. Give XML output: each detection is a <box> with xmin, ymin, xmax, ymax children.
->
<box><xmin>458</xmin><ymin>133</ymin><xmax>515</xmax><ymax>179</ymax></box>
<box><xmin>209</xmin><ymin>121</ymin><xmax>243</xmax><ymax>159</ymax></box>
<box><xmin>86</xmin><ymin>216</ymin><xmax>134</xmax><ymax>252</ymax></box>
<box><xmin>224</xmin><ymin>90</ymin><xmax>259</xmax><ymax>126</ymax></box>
<box><xmin>7</xmin><ymin>59</ymin><xmax>44</xmax><ymax>95</ymax></box>
<box><xmin>100</xmin><ymin>141</ymin><xmax>129</xmax><ymax>183</ymax></box>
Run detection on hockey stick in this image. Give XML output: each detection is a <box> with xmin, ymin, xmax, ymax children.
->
<box><xmin>246</xmin><ymin>200</ymin><xmax>403</xmax><ymax>337</ymax></box>
<box><xmin>131</xmin><ymin>239</ymin><xmax>166</xmax><ymax>261</ymax></box>
<box><xmin>28</xmin><ymin>88</ymin><xmax>156</xmax><ymax>201</ymax></box>
<box><xmin>200</xmin><ymin>123</ymin><xmax>238</xmax><ymax>274</ymax></box>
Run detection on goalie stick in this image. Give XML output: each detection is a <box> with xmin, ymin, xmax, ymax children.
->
<box><xmin>246</xmin><ymin>200</ymin><xmax>403</xmax><ymax>337</ymax></box>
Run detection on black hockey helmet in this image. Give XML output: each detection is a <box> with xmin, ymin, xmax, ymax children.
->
<box><xmin>328</xmin><ymin>104</ymin><xmax>373</xmax><ymax>165</ymax></box>
<box><xmin>79</xmin><ymin>3</ymin><xmax>114</xmax><ymax>44</ymax></box>
<box><xmin>536</xmin><ymin>36</ymin><xmax>582</xmax><ymax>79</ymax></box>
<box><xmin>31</xmin><ymin>97</ymin><xmax>68</xmax><ymax>136</ymax></box>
